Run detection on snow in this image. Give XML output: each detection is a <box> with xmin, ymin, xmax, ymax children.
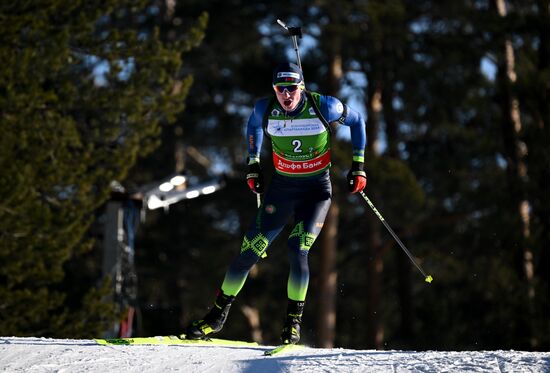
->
<box><xmin>1</xmin><ymin>337</ymin><xmax>549</xmax><ymax>373</ymax></box>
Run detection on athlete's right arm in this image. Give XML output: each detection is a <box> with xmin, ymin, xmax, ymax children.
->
<box><xmin>246</xmin><ymin>98</ymin><xmax>270</xmax><ymax>164</ymax></box>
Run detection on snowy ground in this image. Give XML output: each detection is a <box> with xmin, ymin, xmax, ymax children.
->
<box><xmin>1</xmin><ymin>337</ymin><xmax>549</xmax><ymax>372</ymax></box>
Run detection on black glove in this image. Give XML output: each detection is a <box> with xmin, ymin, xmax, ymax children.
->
<box><xmin>246</xmin><ymin>162</ymin><xmax>264</xmax><ymax>194</ymax></box>
<box><xmin>346</xmin><ymin>161</ymin><xmax>367</xmax><ymax>193</ymax></box>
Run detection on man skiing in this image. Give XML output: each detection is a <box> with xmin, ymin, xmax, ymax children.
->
<box><xmin>185</xmin><ymin>62</ymin><xmax>367</xmax><ymax>345</ymax></box>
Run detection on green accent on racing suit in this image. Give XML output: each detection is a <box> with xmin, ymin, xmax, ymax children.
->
<box><xmin>288</xmin><ymin>221</ymin><xmax>317</xmax><ymax>251</ymax></box>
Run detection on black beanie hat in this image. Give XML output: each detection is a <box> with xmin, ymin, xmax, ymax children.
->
<box><xmin>272</xmin><ymin>62</ymin><xmax>303</xmax><ymax>85</ymax></box>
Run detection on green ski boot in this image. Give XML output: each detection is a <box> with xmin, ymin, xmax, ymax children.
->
<box><xmin>185</xmin><ymin>291</ymin><xmax>235</xmax><ymax>340</ymax></box>
<box><xmin>280</xmin><ymin>300</ymin><xmax>305</xmax><ymax>344</ymax></box>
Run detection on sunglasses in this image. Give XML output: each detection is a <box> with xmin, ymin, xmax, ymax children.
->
<box><xmin>274</xmin><ymin>84</ymin><xmax>301</xmax><ymax>93</ymax></box>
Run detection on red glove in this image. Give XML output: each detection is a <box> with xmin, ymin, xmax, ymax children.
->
<box><xmin>347</xmin><ymin>161</ymin><xmax>367</xmax><ymax>193</ymax></box>
<box><xmin>246</xmin><ymin>162</ymin><xmax>264</xmax><ymax>194</ymax></box>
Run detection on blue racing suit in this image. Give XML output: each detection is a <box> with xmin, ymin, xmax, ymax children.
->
<box><xmin>221</xmin><ymin>91</ymin><xmax>366</xmax><ymax>302</ymax></box>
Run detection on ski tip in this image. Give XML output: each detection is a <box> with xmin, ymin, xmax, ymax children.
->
<box><xmin>425</xmin><ymin>275</ymin><xmax>433</xmax><ymax>283</ymax></box>
<box><xmin>264</xmin><ymin>343</ymin><xmax>303</xmax><ymax>356</ymax></box>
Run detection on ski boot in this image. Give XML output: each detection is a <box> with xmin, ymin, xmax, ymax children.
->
<box><xmin>280</xmin><ymin>299</ymin><xmax>305</xmax><ymax>344</ymax></box>
<box><xmin>185</xmin><ymin>291</ymin><xmax>235</xmax><ymax>340</ymax></box>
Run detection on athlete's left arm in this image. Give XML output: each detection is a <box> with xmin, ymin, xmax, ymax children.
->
<box><xmin>321</xmin><ymin>96</ymin><xmax>367</xmax><ymax>163</ymax></box>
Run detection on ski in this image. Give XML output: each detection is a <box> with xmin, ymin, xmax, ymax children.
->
<box><xmin>96</xmin><ymin>335</ymin><xmax>304</xmax><ymax>356</ymax></box>
<box><xmin>264</xmin><ymin>343</ymin><xmax>304</xmax><ymax>356</ymax></box>
<box><xmin>95</xmin><ymin>335</ymin><xmax>258</xmax><ymax>347</ymax></box>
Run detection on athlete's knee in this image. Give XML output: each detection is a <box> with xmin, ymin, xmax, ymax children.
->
<box><xmin>287</xmin><ymin>222</ymin><xmax>317</xmax><ymax>252</ymax></box>
<box><xmin>241</xmin><ymin>233</ymin><xmax>269</xmax><ymax>259</ymax></box>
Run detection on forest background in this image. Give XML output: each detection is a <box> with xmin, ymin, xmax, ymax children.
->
<box><xmin>1</xmin><ymin>0</ymin><xmax>549</xmax><ymax>351</ymax></box>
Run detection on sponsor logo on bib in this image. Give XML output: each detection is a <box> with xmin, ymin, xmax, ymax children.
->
<box><xmin>273</xmin><ymin>151</ymin><xmax>331</xmax><ymax>175</ymax></box>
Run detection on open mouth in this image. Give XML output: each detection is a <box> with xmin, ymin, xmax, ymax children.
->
<box><xmin>283</xmin><ymin>99</ymin><xmax>292</xmax><ymax>107</ymax></box>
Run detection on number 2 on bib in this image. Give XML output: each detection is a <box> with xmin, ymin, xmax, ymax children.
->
<box><xmin>292</xmin><ymin>139</ymin><xmax>302</xmax><ymax>153</ymax></box>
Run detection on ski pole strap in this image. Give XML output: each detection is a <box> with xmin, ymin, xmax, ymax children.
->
<box><xmin>351</xmin><ymin>170</ymin><xmax>366</xmax><ymax>177</ymax></box>
<box><xmin>305</xmin><ymin>90</ymin><xmax>343</xmax><ymax>135</ymax></box>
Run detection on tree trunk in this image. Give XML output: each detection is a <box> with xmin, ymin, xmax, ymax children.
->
<box><xmin>367</xmin><ymin>81</ymin><xmax>383</xmax><ymax>155</ymax></box>
<box><xmin>364</xmin><ymin>62</ymin><xmax>385</xmax><ymax>349</ymax></box>
<box><xmin>382</xmin><ymin>78</ymin><xmax>413</xmax><ymax>345</ymax></box>
<box><xmin>530</xmin><ymin>1</ymin><xmax>550</xmax><ymax>346</ymax></box>
<box><xmin>364</xmin><ymin>210</ymin><xmax>384</xmax><ymax>348</ymax></box>
<box><xmin>241</xmin><ymin>305</ymin><xmax>263</xmax><ymax>343</ymax></box>
<box><xmin>315</xmin><ymin>29</ymin><xmax>343</xmax><ymax>349</ymax></box>
<box><xmin>382</xmin><ymin>81</ymin><xmax>398</xmax><ymax>159</ymax></box>
<box><xmin>493</xmin><ymin>0</ymin><xmax>536</xmax><ymax>347</ymax></box>
<box><xmin>316</xmin><ymin>203</ymin><xmax>339</xmax><ymax>348</ymax></box>
<box><xmin>365</xmin><ymin>20</ymin><xmax>385</xmax><ymax>349</ymax></box>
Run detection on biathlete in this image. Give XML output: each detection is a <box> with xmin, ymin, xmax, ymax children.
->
<box><xmin>185</xmin><ymin>62</ymin><xmax>367</xmax><ymax>345</ymax></box>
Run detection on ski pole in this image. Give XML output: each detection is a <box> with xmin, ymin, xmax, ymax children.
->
<box><xmin>359</xmin><ymin>191</ymin><xmax>433</xmax><ymax>284</ymax></box>
<box><xmin>256</xmin><ymin>193</ymin><xmax>261</xmax><ymax>208</ymax></box>
<box><xmin>276</xmin><ymin>19</ymin><xmax>305</xmax><ymax>88</ymax></box>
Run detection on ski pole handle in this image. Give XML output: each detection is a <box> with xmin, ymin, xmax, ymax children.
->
<box><xmin>277</xmin><ymin>19</ymin><xmax>302</xmax><ymax>37</ymax></box>
<box><xmin>277</xmin><ymin>19</ymin><xmax>288</xmax><ymax>30</ymax></box>
<box><xmin>276</xmin><ymin>19</ymin><xmax>305</xmax><ymax>87</ymax></box>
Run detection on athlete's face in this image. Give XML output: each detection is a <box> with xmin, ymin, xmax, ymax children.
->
<box><xmin>273</xmin><ymin>83</ymin><xmax>304</xmax><ymax>112</ymax></box>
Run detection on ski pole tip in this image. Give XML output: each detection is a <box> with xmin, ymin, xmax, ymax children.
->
<box><xmin>425</xmin><ymin>275</ymin><xmax>433</xmax><ymax>283</ymax></box>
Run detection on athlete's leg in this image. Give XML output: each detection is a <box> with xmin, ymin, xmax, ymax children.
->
<box><xmin>286</xmin><ymin>182</ymin><xmax>332</xmax><ymax>302</ymax></box>
<box><xmin>281</xmin><ymin>180</ymin><xmax>331</xmax><ymax>344</ymax></box>
<box><xmin>186</xmin><ymin>180</ymin><xmax>294</xmax><ymax>339</ymax></box>
<box><xmin>221</xmin><ymin>181</ymin><xmax>294</xmax><ymax>296</ymax></box>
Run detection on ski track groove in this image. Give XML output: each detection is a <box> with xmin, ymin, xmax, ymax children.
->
<box><xmin>494</xmin><ymin>357</ymin><xmax>503</xmax><ymax>373</ymax></box>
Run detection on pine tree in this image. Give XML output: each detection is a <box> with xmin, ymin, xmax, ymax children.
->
<box><xmin>0</xmin><ymin>0</ymin><xmax>206</xmax><ymax>337</ymax></box>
